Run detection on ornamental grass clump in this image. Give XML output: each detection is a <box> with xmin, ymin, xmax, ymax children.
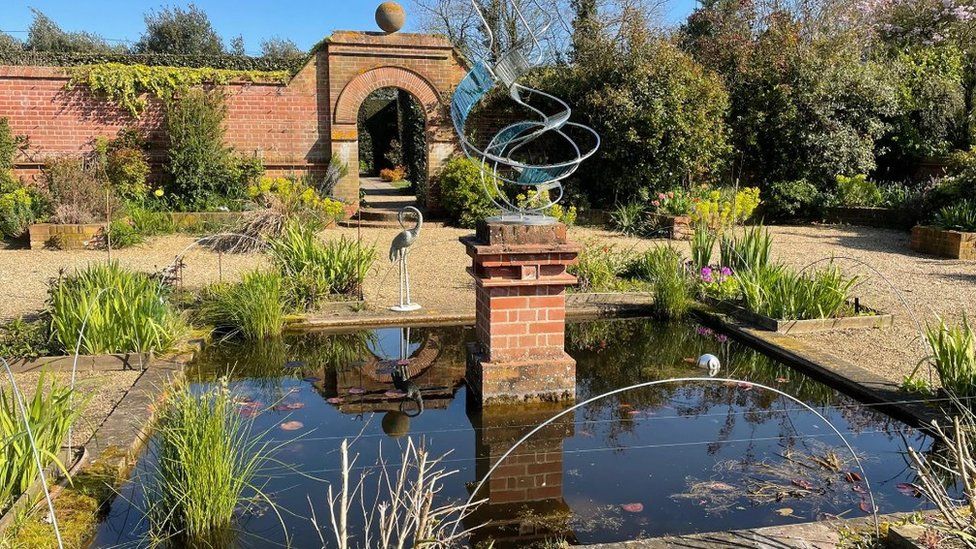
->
<box><xmin>48</xmin><ymin>261</ymin><xmax>184</xmax><ymax>354</ymax></box>
<box><xmin>144</xmin><ymin>380</ymin><xmax>280</xmax><ymax>545</ymax></box>
<box><xmin>195</xmin><ymin>270</ymin><xmax>285</xmax><ymax>340</ymax></box>
<box><xmin>268</xmin><ymin>222</ymin><xmax>376</xmax><ymax>309</ymax></box>
<box><xmin>0</xmin><ymin>374</ymin><xmax>81</xmax><ymax>513</ymax></box>
<box><xmin>630</xmin><ymin>246</ymin><xmax>693</xmax><ymax>319</ymax></box>
<box><xmin>719</xmin><ymin>224</ymin><xmax>772</xmax><ymax>272</ymax></box>
<box><xmin>917</xmin><ymin>316</ymin><xmax>976</xmax><ymax>398</ymax></box>
<box><xmin>737</xmin><ymin>263</ymin><xmax>857</xmax><ymax>321</ymax></box>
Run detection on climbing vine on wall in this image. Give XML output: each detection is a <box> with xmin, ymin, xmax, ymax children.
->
<box><xmin>67</xmin><ymin>63</ymin><xmax>290</xmax><ymax>116</ymax></box>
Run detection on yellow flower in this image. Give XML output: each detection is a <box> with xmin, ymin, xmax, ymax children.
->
<box><xmin>154</xmin><ymin>188</ymin><xmax>164</xmax><ymax>197</ymax></box>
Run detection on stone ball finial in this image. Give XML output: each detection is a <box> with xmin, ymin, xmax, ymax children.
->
<box><xmin>376</xmin><ymin>2</ymin><xmax>406</xmax><ymax>34</ymax></box>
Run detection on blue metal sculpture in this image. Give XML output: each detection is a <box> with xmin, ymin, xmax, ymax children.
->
<box><xmin>451</xmin><ymin>0</ymin><xmax>600</xmax><ymax>224</ymax></box>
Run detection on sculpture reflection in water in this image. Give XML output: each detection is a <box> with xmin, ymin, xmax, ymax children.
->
<box><xmin>451</xmin><ymin>0</ymin><xmax>599</xmax><ymax>224</ymax></box>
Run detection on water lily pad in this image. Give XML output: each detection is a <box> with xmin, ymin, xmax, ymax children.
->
<box><xmin>326</xmin><ymin>397</ymin><xmax>343</xmax><ymax>404</ymax></box>
<box><xmin>775</xmin><ymin>508</ymin><xmax>794</xmax><ymax>517</ymax></box>
<box><xmin>348</xmin><ymin>387</ymin><xmax>366</xmax><ymax>395</ymax></box>
<box><xmin>620</xmin><ymin>503</ymin><xmax>643</xmax><ymax>513</ymax></box>
<box><xmin>280</xmin><ymin>421</ymin><xmax>304</xmax><ymax>431</ymax></box>
<box><xmin>859</xmin><ymin>499</ymin><xmax>875</xmax><ymax>513</ymax></box>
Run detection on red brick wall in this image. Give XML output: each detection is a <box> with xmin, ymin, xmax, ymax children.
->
<box><xmin>0</xmin><ymin>31</ymin><xmax>465</xmax><ymax>205</ymax></box>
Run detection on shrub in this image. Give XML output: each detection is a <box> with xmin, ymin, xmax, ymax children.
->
<box><xmin>145</xmin><ymin>379</ymin><xmax>277</xmax><ymax>544</ymax></box>
<box><xmin>268</xmin><ymin>223</ymin><xmax>377</xmax><ymax>309</ymax></box>
<box><xmin>246</xmin><ymin>176</ymin><xmax>345</xmax><ymax>229</ymax></box>
<box><xmin>379</xmin><ymin>166</ymin><xmax>406</xmax><ymax>182</ymax></box>
<box><xmin>697</xmin><ymin>265</ymin><xmax>739</xmax><ymax>301</ymax></box>
<box><xmin>107</xmin><ymin>218</ymin><xmax>143</xmax><ymax>248</ymax></box>
<box><xmin>689</xmin><ymin>186</ymin><xmax>761</xmax><ymax>228</ymax></box>
<box><xmin>438</xmin><ymin>157</ymin><xmax>498</xmax><ymax>228</ymax></box>
<box><xmin>719</xmin><ymin>225</ymin><xmax>772</xmax><ymax>272</ymax></box>
<box><xmin>0</xmin><ymin>186</ymin><xmax>45</xmax><ymax>239</ymax></box>
<box><xmin>0</xmin><ymin>317</ymin><xmax>53</xmax><ymax>360</ymax></box>
<box><xmin>917</xmin><ymin>316</ymin><xmax>976</xmax><ymax>398</ymax></box>
<box><xmin>737</xmin><ymin>263</ymin><xmax>857</xmax><ymax>320</ymax></box>
<box><xmin>44</xmin><ymin>156</ymin><xmax>111</xmax><ymax>224</ymax></box>
<box><xmin>0</xmin><ymin>374</ymin><xmax>81</xmax><ymax>513</ymax></box>
<box><xmin>195</xmin><ymin>270</ymin><xmax>284</xmax><ymax>340</ymax></box>
<box><xmin>539</xmin><ymin>13</ymin><xmax>730</xmax><ymax>207</ymax></box>
<box><xmin>164</xmin><ymin>89</ymin><xmax>237</xmax><ymax>210</ymax></box>
<box><xmin>48</xmin><ymin>261</ymin><xmax>184</xmax><ymax>354</ymax></box>
<box><xmin>0</xmin><ymin>118</ymin><xmax>17</xmax><ymax>174</ymax></box>
<box><xmin>762</xmin><ymin>179</ymin><xmax>821</xmax><ymax>221</ymax></box>
<box><xmin>651</xmin><ymin>188</ymin><xmax>696</xmax><ymax>216</ymax></box>
<box><xmin>835</xmin><ymin>174</ymin><xmax>882</xmax><ymax>207</ymax></box>
<box><xmin>570</xmin><ymin>243</ymin><xmax>635</xmax><ymax>292</ymax></box>
<box><xmin>105</xmin><ymin>148</ymin><xmax>150</xmax><ymax>201</ymax></box>
<box><xmin>932</xmin><ymin>200</ymin><xmax>976</xmax><ymax>231</ymax></box>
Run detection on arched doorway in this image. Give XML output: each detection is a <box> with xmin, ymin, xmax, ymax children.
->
<box><xmin>356</xmin><ymin>87</ymin><xmax>427</xmax><ymax>193</ymax></box>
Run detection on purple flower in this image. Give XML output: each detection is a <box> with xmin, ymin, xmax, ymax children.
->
<box><xmin>716</xmin><ymin>334</ymin><xmax>728</xmax><ymax>343</ymax></box>
<box><xmin>720</xmin><ymin>266</ymin><xmax>733</xmax><ymax>277</ymax></box>
<box><xmin>700</xmin><ymin>267</ymin><xmax>713</xmax><ymax>283</ymax></box>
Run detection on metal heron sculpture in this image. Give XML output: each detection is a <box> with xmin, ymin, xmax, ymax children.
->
<box><xmin>450</xmin><ymin>0</ymin><xmax>599</xmax><ymax>224</ymax></box>
<box><xmin>389</xmin><ymin>206</ymin><xmax>423</xmax><ymax>311</ymax></box>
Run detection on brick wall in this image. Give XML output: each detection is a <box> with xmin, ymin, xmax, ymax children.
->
<box><xmin>0</xmin><ymin>31</ymin><xmax>465</xmax><ymax>206</ymax></box>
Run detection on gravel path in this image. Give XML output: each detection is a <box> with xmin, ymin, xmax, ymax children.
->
<box><xmin>1</xmin><ymin>223</ymin><xmax>971</xmax><ymax>384</ymax></box>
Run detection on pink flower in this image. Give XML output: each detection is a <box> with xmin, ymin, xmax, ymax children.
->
<box><xmin>700</xmin><ymin>266</ymin><xmax>713</xmax><ymax>283</ymax></box>
<box><xmin>652</xmin><ymin>200</ymin><xmax>660</xmax><ymax>207</ymax></box>
<box><xmin>658</xmin><ymin>193</ymin><xmax>667</xmax><ymax>200</ymax></box>
<box><xmin>720</xmin><ymin>267</ymin><xmax>733</xmax><ymax>277</ymax></box>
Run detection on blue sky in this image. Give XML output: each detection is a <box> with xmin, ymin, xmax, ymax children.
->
<box><xmin>1</xmin><ymin>1</ymin><xmax>698</xmax><ymax>55</ymax></box>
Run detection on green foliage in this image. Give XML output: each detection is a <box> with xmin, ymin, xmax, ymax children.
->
<box><xmin>261</xmin><ymin>37</ymin><xmax>304</xmax><ymax>58</ymax></box>
<box><xmin>0</xmin><ymin>186</ymin><xmax>45</xmax><ymax>239</ymax></box>
<box><xmin>835</xmin><ymin>174</ymin><xmax>883</xmax><ymax>207</ymax></box>
<box><xmin>540</xmin><ymin>13</ymin><xmax>730</xmax><ymax>206</ymax></box>
<box><xmin>630</xmin><ymin>246</ymin><xmax>692</xmax><ymax>319</ymax></box>
<box><xmin>101</xmin><ymin>146</ymin><xmax>150</xmax><ymax>201</ymax></box>
<box><xmin>195</xmin><ymin>270</ymin><xmax>284</xmax><ymax>340</ymax></box>
<box><xmin>763</xmin><ymin>179</ymin><xmax>822</xmax><ymax>221</ymax></box>
<box><xmin>136</xmin><ymin>4</ymin><xmax>224</xmax><ymax>56</ymax></box>
<box><xmin>107</xmin><ymin>218</ymin><xmax>144</xmax><ymax>248</ymax></box>
<box><xmin>1</xmin><ymin>50</ymin><xmax>305</xmax><ymax>73</ymax></box>
<box><xmin>690</xmin><ymin>223</ymin><xmax>716</xmax><ymax>271</ymax></box>
<box><xmin>570</xmin><ymin>243</ymin><xmax>636</xmax><ymax>292</ymax></box>
<box><xmin>0</xmin><ymin>317</ymin><xmax>53</xmax><ymax>360</ymax></box>
<box><xmin>0</xmin><ymin>374</ymin><xmax>81</xmax><ymax>512</ymax></box>
<box><xmin>146</xmin><ymin>379</ymin><xmax>277</xmax><ymax>544</ymax></box>
<box><xmin>48</xmin><ymin>261</ymin><xmax>184</xmax><ymax>354</ymax></box>
<box><xmin>719</xmin><ymin>225</ymin><xmax>772</xmax><ymax>272</ymax></box>
<box><xmin>0</xmin><ymin>118</ymin><xmax>18</xmax><ymax>173</ymax></box>
<box><xmin>737</xmin><ymin>263</ymin><xmax>858</xmax><ymax>320</ymax></box>
<box><xmin>68</xmin><ymin>63</ymin><xmax>289</xmax><ymax>117</ymax></box>
<box><xmin>610</xmin><ymin>203</ymin><xmax>646</xmax><ymax>236</ymax></box>
<box><xmin>918</xmin><ymin>316</ymin><xmax>976</xmax><ymax>398</ymax></box>
<box><xmin>25</xmin><ymin>8</ymin><xmax>115</xmax><ymax>54</ymax></box>
<box><xmin>44</xmin><ymin>156</ymin><xmax>110</xmax><ymax>224</ymax></box>
<box><xmin>164</xmin><ymin>89</ymin><xmax>242</xmax><ymax>210</ymax></box>
<box><xmin>438</xmin><ymin>156</ymin><xmax>499</xmax><ymax>228</ymax></box>
<box><xmin>933</xmin><ymin>200</ymin><xmax>976</xmax><ymax>231</ymax></box>
<box><xmin>268</xmin><ymin>223</ymin><xmax>377</xmax><ymax>309</ymax></box>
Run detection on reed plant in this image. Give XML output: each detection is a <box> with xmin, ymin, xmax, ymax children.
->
<box><xmin>737</xmin><ymin>263</ymin><xmax>857</xmax><ymax>320</ymax></box>
<box><xmin>144</xmin><ymin>379</ymin><xmax>280</xmax><ymax>545</ymax></box>
<box><xmin>630</xmin><ymin>246</ymin><xmax>693</xmax><ymax>319</ymax></box>
<box><xmin>0</xmin><ymin>374</ymin><xmax>81</xmax><ymax>513</ymax></box>
<box><xmin>48</xmin><ymin>261</ymin><xmax>184</xmax><ymax>354</ymax></box>
<box><xmin>690</xmin><ymin>223</ymin><xmax>717</xmax><ymax>271</ymax></box>
<box><xmin>195</xmin><ymin>270</ymin><xmax>284</xmax><ymax>340</ymax></box>
<box><xmin>719</xmin><ymin>225</ymin><xmax>772</xmax><ymax>272</ymax></box>
<box><xmin>916</xmin><ymin>316</ymin><xmax>976</xmax><ymax>398</ymax></box>
<box><xmin>267</xmin><ymin>222</ymin><xmax>376</xmax><ymax>309</ymax></box>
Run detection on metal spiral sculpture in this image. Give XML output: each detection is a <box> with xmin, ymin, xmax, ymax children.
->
<box><xmin>451</xmin><ymin>0</ymin><xmax>600</xmax><ymax>224</ymax></box>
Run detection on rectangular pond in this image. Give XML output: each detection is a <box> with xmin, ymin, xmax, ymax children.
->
<box><xmin>92</xmin><ymin>317</ymin><xmax>935</xmax><ymax>547</ymax></box>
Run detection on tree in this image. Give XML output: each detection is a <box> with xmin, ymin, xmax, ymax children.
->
<box><xmin>0</xmin><ymin>32</ymin><xmax>21</xmax><ymax>54</ymax></box>
<box><xmin>25</xmin><ymin>9</ymin><xmax>115</xmax><ymax>53</ymax></box>
<box><xmin>229</xmin><ymin>35</ymin><xmax>246</xmax><ymax>56</ymax></box>
<box><xmin>261</xmin><ymin>37</ymin><xmax>304</xmax><ymax>58</ymax></box>
<box><xmin>136</xmin><ymin>4</ymin><xmax>224</xmax><ymax>55</ymax></box>
<box><xmin>570</xmin><ymin>0</ymin><xmax>599</xmax><ymax>61</ymax></box>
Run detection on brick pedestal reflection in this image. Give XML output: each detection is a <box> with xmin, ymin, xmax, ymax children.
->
<box><xmin>461</xmin><ymin>222</ymin><xmax>579</xmax><ymax>403</ymax></box>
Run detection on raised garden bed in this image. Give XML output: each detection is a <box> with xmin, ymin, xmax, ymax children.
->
<box><xmin>704</xmin><ymin>297</ymin><xmax>893</xmax><ymax>334</ymax></box>
<box><xmin>28</xmin><ymin>222</ymin><xmax>105</xmax><ymax>250</ymax></box>
<box><xmin>910</xmin><ymin>225</ymin><xmax>976</xmax><ymax>260</ymax></box>
<box><xmin>824</xmin><ymin>206</ymin><xmax>914</xmax><ymax>229</ymax></box>
<box><xmin>647</xmin><ymin>212</ymin><xmax>692</xmax><ymax>240</ymax></box>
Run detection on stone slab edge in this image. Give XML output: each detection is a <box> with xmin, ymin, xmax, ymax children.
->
<box><xmin>693</xmin><ymin>306</ymin><xmax>938</xmax><ymax>428</ymax></box>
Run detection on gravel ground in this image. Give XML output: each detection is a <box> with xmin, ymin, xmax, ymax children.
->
<box><xmin>0</xmin><ymin>370</ymin><xmax>142</xmax><ymax>445</ymax></box>
<box><xmin>1</xmin><ymin>223</ymin><xmax>971</xmax><ymax>384</ymax></box>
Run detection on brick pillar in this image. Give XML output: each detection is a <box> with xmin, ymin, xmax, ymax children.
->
<box><xmin>461</xmin><ymin>221</ymin><xmax>579</xmax><ymax>403</ymax></box>
<box><xmin>464</xmin><ymin>400</ymin><xmax>574</xmax><ymax>545</ymax></box>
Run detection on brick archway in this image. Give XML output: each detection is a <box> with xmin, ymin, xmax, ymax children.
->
<box><xmin>333</xmin><ymin>66</ymin><xmax>441</xmax><ymax>125</ymax></box>
<box><xmin>326</xmin><ymin>32</ymin><xmax>465</xmax><ymax>210</ymax></box>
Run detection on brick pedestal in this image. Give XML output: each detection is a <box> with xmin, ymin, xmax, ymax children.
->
<box><xmin>461</xmin><ymin>222</ymin><xmax>579</xmax><ymax>403</ymax></box>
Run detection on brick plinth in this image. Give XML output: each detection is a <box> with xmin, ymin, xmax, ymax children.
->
<box><xmin>911</xmin><ymin>225</ymin><xmax>976</xmax><ymax>260</ymax></box>
<box><xmin>461</xmin><ymin>221</ymin><xmax>579</xmax><ymax>403</ymax></box>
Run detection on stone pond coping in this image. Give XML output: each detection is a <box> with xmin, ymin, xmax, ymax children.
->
<box><xmin>704</xmin><ymin>297</ymin><xmax>894</xmax><ymax>334</ymax></box>
<box><xmin>910</xmin><ymin>225</ymin><xmax>976</xmax><ymax>260</ymax></box>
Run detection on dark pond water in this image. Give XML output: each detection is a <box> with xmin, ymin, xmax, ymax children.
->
<box><xmin>92</xmin><ymin>318</ymin><xmax>935</xmax><ymax>547</ymax></box>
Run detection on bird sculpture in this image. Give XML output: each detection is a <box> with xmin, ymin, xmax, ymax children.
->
<box><xmin>389</xmin><ymin>206</ymin><xmax>423</xmax><ymax>311</ymax></box>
